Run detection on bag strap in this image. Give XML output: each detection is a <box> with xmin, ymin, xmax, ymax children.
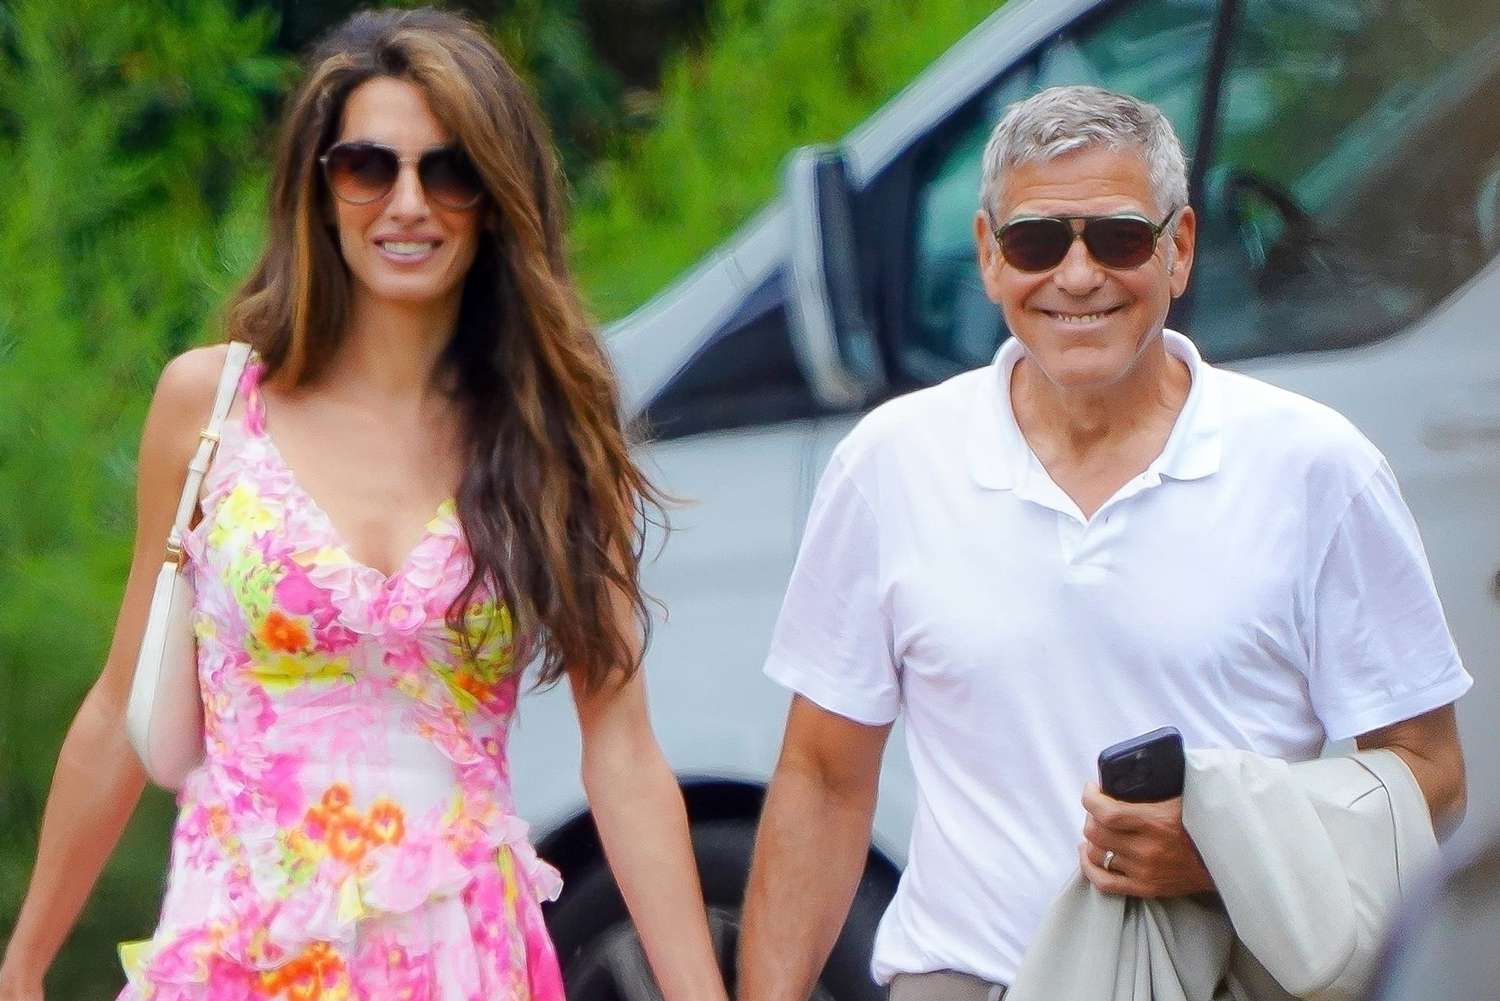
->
<box><xmin>164</xmin><ymin>341</ymin><xmax>254</xmax><ymax>566</ymax></box>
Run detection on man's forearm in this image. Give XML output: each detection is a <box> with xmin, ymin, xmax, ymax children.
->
<box><xmin>1381</xmin><ymin>743</ymin><xmax>1467</xmax><ymax>835</ymax></box>
<box><xmin>738</xmin><ymin>764</ymin><xmax>878</xmax><ymax>1001</ymax></box>
<box><xmin>1356</xmin><ymin>705</ymin><xmax>1467</xmax><ymax>837</ymax></box>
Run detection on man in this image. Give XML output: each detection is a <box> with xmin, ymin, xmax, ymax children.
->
<box><xmin>737</xmin><ymin>85</ymin><xmax>1471</xmax><ymax>1001</ymax></box>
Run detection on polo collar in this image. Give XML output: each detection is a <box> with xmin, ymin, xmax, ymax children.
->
<box><xmin>968</xmin><ymin>328</ymin><xmax>1222</xmax><ymax>492</ymax></box>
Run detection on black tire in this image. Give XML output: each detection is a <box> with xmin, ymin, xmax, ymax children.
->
<box><xmin>546</xmin><ymin>818</ymin><xmax>896</xmax><ymax>1001</ymax></box>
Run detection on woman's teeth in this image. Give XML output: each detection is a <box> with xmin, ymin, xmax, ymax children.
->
<box><xmin>381</xmin><ymin>241</ymin><xmax>436</xmax><ymax>256</ymax></box>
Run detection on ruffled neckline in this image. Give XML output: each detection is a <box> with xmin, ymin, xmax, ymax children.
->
<box><xmin>239</xmin><ymin>360</ymin><xmax>460</xmax><ymax>589</ymax></box>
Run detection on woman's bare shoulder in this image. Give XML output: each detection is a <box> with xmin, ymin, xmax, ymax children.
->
<box><xmin>137</xmin><ymin>344</ymin><xmax>235</xmax><ymax>491</ymax></box>
<box><xmin>154</xmin><ymin>343</ymin><xmax>232</xmax><ymax>417</ymax></box>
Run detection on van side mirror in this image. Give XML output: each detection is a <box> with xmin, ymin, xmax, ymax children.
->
<box><xmin>784</xmin><ymin>145</ymin><xmax>887</xmax><ymax>409</ymax></box>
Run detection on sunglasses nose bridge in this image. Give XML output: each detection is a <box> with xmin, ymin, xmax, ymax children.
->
<box><xmin>385</xmin><ymin>158</ymin><xmax>432</xmax><ymax>216</ymax></box>
<box><xmin>1052</xmin><ymin>227</ymin><xmax>1107</xmax><ymax>287</ymax></box>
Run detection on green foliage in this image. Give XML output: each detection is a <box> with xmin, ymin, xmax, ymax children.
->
<box><xmin>0</xmin><ymin>1</ymin><xmax>287</xmax><ymax>996</ymax></box>
<box><xmin>268</xmin><ymin>0</ymin><xmax>635</xmax><ymax>180</ymax></box>
<box><xmin>569</xmin><ymin>0</ymin><xmax>1003</xmax><ymax>321</ymax></box>
<box><xmin>488</xmin><ymin>0</ymin><xmax>627</xmax><ymax>178</ymax></box>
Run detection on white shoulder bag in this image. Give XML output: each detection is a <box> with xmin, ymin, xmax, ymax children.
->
<box><xmin>126</xmin><ymin>341</ymin><xmax>253</xmax><ymax>789</ymax></box>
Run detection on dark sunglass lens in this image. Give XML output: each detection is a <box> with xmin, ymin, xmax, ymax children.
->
<box><xmin>420</xmin><ymin>149</ymin><xmax>484</xmax><ymax>209</ymax></box>
<box><xmin>1000</xmin><ymin>219</ymin><xmax>1074</xmax><ymax>272</ymax></box>
<box><xmin>1085</xmin><ymin>217</ymin><xmax>1157</xmax><ymax>268</ymax></box>
<box><xmin>324</xmin><ymin>144</ymin><xmax>398</xmax><ymax>204</ymax></box>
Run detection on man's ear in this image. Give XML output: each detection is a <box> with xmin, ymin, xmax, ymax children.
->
<box><xmin>1167</xmin><ymin>205</ymin><xmax>1197</xmax><ymax>298</ymax></box>
<box><xmin>974</xmin><ymin>209</ymin><xmax>1005</xmax><ymax>305</ymax></box>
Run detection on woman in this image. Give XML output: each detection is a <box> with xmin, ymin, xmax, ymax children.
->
<box><xmin>0</xmin><ymin>8</ymin><xmax>728</xmax><ymax>1001</ymax></box>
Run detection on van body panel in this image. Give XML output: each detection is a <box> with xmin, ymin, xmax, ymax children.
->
<box><xmin>608</xmin><ymin>205</ymin><xmax>788</xmax><ymax>415</ymax></box>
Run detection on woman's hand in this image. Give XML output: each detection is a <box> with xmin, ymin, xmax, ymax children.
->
<box><xmin>570</xmin><ymin>654</ymin><xmax>730</xmax><ymax>1001</ymax></box>
<box><xmin>0</xmin><ymin>963</ymin><xmax>46</xmax><ymax>1001</ymax></box>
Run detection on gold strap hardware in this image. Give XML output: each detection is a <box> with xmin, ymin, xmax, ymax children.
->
<box><xmin>196</xmin><ymin>426</ymin><xmax>222</xmax><ymax>465</ymax></box>
<box><xmin>164</xmin><ymin>539</ymin><xmax>186</xmax><ymax>568</ymax></box>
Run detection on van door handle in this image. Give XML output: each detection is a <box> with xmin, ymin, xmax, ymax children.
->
<box><xmin>1422</xmin><ymin>413</ymin><xmax>1500</xmax><ymax>451</ymax></box>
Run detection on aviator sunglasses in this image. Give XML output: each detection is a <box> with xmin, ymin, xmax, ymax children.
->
<box><xmin>993</xmin><ymin>209</ymin><xmax>1178</xmax><ymax>273</ymax></box>
<box><xmin>319</xmin><ymin>141</ymin><xmax>485</xmax><ymax>210</ymax></box>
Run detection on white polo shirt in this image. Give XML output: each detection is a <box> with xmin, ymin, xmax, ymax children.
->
<box><xmin>763</xmin><ymin>330</ymin><xmax>1471</xmax><ymax>987</ymax></box>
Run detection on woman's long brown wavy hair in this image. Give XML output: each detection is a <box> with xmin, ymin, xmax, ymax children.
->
<box><xmin>226</xmin><ymin>7</ymin><xmax>663</xmax><ymax>691</ymax></box>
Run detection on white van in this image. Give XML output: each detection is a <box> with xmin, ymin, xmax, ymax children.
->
<box><xmin>514</xmin><ymin>1</ymin><xmax>1500</xmax><ymax>998</ymax></box>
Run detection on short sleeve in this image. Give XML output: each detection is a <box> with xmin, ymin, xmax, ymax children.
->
<box><xmin>763</xmin><ymin>452</ymin><xmax>901</xmax><ymax>725</ymax></box>
<box><xmin>1307</xmin><ymin>460</ymin><xmax>1473</xmax><ymax>740</ymax></box>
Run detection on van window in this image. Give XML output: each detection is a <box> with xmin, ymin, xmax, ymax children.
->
<box><xmin>642</xmin><ymin>279</ymin><xmax>822</xmax><ymax>440</ymax></box>
<box><xmin>1188</xmin><ymin>0</ymin><xmax>1500</xmax><ymax>360</ymax></box>
<box><xmin>903</xmin><ymin>0</ymin><xmax>1220</xmax><ymax>383</ymax></box>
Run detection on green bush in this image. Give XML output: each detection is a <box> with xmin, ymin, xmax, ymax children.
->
<box><xmin>0</xmin><ymin>2</ymin><xmax>286</xmax><ymax>996</ymax></box>
<box><xmin>570</xmin><ymin>0</ymin><xmax>1003</xmax><ymax>320</ymax></box>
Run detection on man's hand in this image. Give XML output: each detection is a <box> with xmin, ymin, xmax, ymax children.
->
<box><xmin>1078</xmin><ymin>782</ymin><xmax>1214</xmax><ymax>898</ymax></box>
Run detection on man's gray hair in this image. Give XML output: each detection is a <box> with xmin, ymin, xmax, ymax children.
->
<box><xmin>979</xmin><ymin>85</ymin><xmax>1188</xmax><ymax>221</ymax></box>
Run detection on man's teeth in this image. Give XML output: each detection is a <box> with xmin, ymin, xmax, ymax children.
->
<box><xmin>1050</xmin><ymin>310</ymin><xmax>1113</xmax><ymax>324</ymax></box>
<box><xmin>381</xmin><ymin>241</ymin><xmax>435</xmax><ymax>255</ymax></box>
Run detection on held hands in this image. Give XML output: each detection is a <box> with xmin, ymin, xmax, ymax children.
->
<box><xmin>0</xmin><ymin>949</ymin><xmax>44</xmax><ymax>1001</ymax></box>
<box><xmin>1078</xmin><ymin>781</ymin><xmax>1215</xmax><ymax>898</ymax></box>
<box><xmin>0</xmin><ymin>977</ymin><xmax>44</xmax><ymax>1001</ymax></box>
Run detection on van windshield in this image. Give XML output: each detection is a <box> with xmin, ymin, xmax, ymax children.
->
<box><xmin>1190</xmin><ymin>2</ymin><xmax>1500</xmax><ymax>360</ymax></box>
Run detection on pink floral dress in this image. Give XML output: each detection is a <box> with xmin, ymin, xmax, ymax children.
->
<box><xmin>118</xmin><ymin>362</ymin><xmax>566</xmax><ymax>1001</ymax></box>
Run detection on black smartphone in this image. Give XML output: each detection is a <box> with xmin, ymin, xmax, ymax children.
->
<box><xmin>1097</xmin><ymin>726</ymin><xmax>1185</xmax><ymax>802</ymax></box>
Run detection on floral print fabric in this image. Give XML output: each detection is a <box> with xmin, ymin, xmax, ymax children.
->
<box><xmin>118</xmin><ymin>362</ymin><xmax>565</xmax><ymax>1001</ymax></box>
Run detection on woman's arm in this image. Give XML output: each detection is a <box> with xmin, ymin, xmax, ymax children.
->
<box><xmin>0</xmin><ymin>347</ymin><xmax>224</xmax><ymax>999</ymax></box>
<box><xmin>568</xmin><ymin>642</ymin><xmax>730</xmax><ymax>1001</ymax></box>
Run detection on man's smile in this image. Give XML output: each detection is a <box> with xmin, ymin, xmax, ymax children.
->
<box><xmin>1038</xmin><ymin>303</ymin><xmax>1128</xmax><ymax>325</ymax></box>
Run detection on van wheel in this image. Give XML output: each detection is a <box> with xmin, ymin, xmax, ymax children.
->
<box><xmin>546</xmin><ymin>819</ymin><xmax>893</xmax><ymax>1001</ymax></box>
